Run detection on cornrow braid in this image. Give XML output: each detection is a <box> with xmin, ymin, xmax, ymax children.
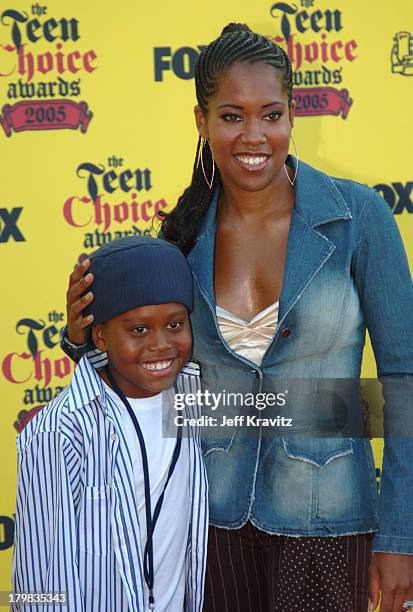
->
<box><xmin>160</xmin><ymin>23</ymin><xmax>293</xmax><ymax>255</ymax></box>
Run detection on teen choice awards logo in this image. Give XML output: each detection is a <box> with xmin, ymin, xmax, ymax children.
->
<box><xmin>268</xmin><ymin>1</ymin><xmax>356</xmax><ymax>118</ymax></box>
<box><xmin>1</xmin><ymin>310</ymin><xmax>74</xmax><ymax>433</ymax></box>
<box><xmin>63</xmin><ymin>155</ymin><xmax>168</xmax><ymax>250</ymax></box>
<box><xmin>0</xmin><ymin>5</ymin><xmax>96</xmax><ymax>136</ymax></box>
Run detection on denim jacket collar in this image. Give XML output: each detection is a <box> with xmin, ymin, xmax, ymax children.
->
<box><xmin>293</xmin><ymin>155</ymin><xmax>352</xmax><ymax>227</ymax></box>
<box><xmin>187</xmin><ymin>156</ymin><xmax>352</xmax><ymax>323</ymax></box>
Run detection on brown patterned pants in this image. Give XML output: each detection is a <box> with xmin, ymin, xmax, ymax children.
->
<box><xmin>203</xmin><ymin>522</ymin><xmax>372</xmax><ymax>612</ymax></box>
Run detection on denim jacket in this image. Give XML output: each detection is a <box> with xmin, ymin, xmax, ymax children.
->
<box><xmin>188</xmin><ymin>156</ymin><xmax>413</xmax><ymax>554</ymax></box>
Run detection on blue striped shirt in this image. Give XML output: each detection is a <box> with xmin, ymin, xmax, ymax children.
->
<box><xmin>12</xmin><ymin>356</ymin><xmax>208</xmax><ymax>611</ymax></box>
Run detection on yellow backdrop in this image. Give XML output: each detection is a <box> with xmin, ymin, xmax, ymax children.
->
<box><xmin>1</xmin><ymin>0</ymin><xmax>412</xmax><ymax>601</ymax></box>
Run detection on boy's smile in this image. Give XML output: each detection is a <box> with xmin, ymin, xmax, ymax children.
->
<box><xmin>92</xmin><ymin>303</ymin><xmax>192</xmax><ymax>398</ymax></box>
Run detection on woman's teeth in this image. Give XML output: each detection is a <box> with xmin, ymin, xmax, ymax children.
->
<box><xmin>140</xmin><ymin>360</ymin><xmax>172</xmax><ymax>371</ymax></box>
<box><xmin>235</xmin><ymin>155</ymin><xmax>268</xmax><ymax>166</ymax></box>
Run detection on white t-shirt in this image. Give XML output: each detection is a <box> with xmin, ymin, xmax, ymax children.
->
<box><xmin>104</xmin><ymin>383</ymin><xmax>190</xmax><ymax>611</ymax></box>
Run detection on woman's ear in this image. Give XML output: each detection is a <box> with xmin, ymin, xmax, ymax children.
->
<box><xmin>92</xmin><ymin>324</ymin><xmax>107</xmax><ymax>352</ymax></box>
<box><xmin>194</xmin><ymin>105</ymin><xmax>209</xmax><ymax>140</ymax></box>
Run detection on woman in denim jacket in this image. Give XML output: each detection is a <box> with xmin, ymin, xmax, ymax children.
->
<box><xmin>63</xmin><ymin>23</ymin><xmax>413</xmax><ymax>612</ymax></box>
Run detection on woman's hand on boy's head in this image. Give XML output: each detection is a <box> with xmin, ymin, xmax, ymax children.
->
<box><xmin>66</xmin><ymin>258</ymin><xmax>95</xmax><ymax>345</ymax></box>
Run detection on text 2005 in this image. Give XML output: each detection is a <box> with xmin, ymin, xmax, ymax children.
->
<box><xmin>24</xmin><ymin>105</ymin><xmax>66</xmax><ymax>124</ymax></box>
<box><xmin>295</xmin><ymin>93</ymin><xmax>329</xmax><ymax>112</ymax></box>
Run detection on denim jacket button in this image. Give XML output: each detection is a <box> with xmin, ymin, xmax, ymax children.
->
<box><xmin>280</xmin><ymin>328</ymin><xmax>291</xmax><ymax>338</ymax></box>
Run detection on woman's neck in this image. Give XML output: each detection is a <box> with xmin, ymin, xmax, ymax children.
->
<box><xmin>218</xmin><ymin>171</ymin><xmax>294</xmax><ymax>223</ymax></box>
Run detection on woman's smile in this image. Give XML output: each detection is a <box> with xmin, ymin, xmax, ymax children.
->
<box><xmin>233</xmin><ymin>153</ymin><xmax>271</xmax><ymax>171</ymax></box>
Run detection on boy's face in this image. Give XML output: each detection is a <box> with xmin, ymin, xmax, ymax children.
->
<box><xmin>92</xmin><ymin>303</ymin><xmax>192</xmax><ymax>398</ymax></box>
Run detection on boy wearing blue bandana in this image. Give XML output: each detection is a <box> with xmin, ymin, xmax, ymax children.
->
<box><xmin>12</xmin><ymin>236</ymin><xmax>208</xmax><ymax>612</ymax></box>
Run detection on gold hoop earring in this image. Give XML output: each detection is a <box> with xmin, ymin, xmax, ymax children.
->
<box><xmin>199</xmin><ymin>137</ymin><xmax>215</xmax><ymax>190</ymax></box>
<box><xmin>284</xmin><ymin>133</ymin><xmax>299</xmax><ymax>187</ymax></box>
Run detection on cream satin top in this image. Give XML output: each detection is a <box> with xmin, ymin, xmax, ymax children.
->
<box><xmin>216</xmin><ymin>302</ymin><xmax>279</xmax><ymax>366</ymax></box>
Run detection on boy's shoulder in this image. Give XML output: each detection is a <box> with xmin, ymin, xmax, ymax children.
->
<box><xmin>179</xmin><ymin>360</ymin><xmax>201</xmax><ymax>378</ymax></box>
<box><xmin>17</xmin><ymin>385</ymin><xmax>72</xmax><ymax>453</ymax></box>
<box><xmin>173</xmin><ymin>360</ymin><xmax>201</xmax><ymax>396</ymax></box>
<box><xmin>17</xmin><ymin>355</ymin><xmax>105</xmax><ymax>453</ymax></box>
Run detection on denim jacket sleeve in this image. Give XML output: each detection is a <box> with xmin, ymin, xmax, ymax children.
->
<box><xmin>353</xmin><ymin>189</ymin><xmax>413</xmax><ymax>554</ymax></box>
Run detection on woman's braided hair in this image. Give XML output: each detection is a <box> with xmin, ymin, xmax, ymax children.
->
<box><xmin>160</xmin><ymin>23</ymin><xmax>293</xmax><ymax>254</ymax></box>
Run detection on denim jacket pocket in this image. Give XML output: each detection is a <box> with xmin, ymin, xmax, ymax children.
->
<box><xmin>77</xmin><ymin>484</ymin><xmax>111</xmax><ymax>556</ymax></box>
<box><xmin>201</xmin><ymin>432</ymin><xmax>237</xmax><ymax>457</ymax></box>
<box><xmin>282</xmin><ymin>436</ymin><xmax>353</xmax><ymax>468</ymax></box>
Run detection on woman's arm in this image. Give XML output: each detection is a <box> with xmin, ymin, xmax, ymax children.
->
<box><xmin>353</xmin><ymin>189</ymin><xmax>413</xmax><ymax>611</ymax></box>
<box><xmin>66</xmin><ymin>258</ymin><xmax>94</xmax><ymax>344</ymax></box>
<box><xmin>60</xmin><ymin>259</ymin><xmax>96</xmax><ymax>362</ymax></box>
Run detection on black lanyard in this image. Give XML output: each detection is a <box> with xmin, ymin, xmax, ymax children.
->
<box><xmin>105</xmin><ymin>366</ymin><xmax>182</xmax><ymax>611</ymax></box>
